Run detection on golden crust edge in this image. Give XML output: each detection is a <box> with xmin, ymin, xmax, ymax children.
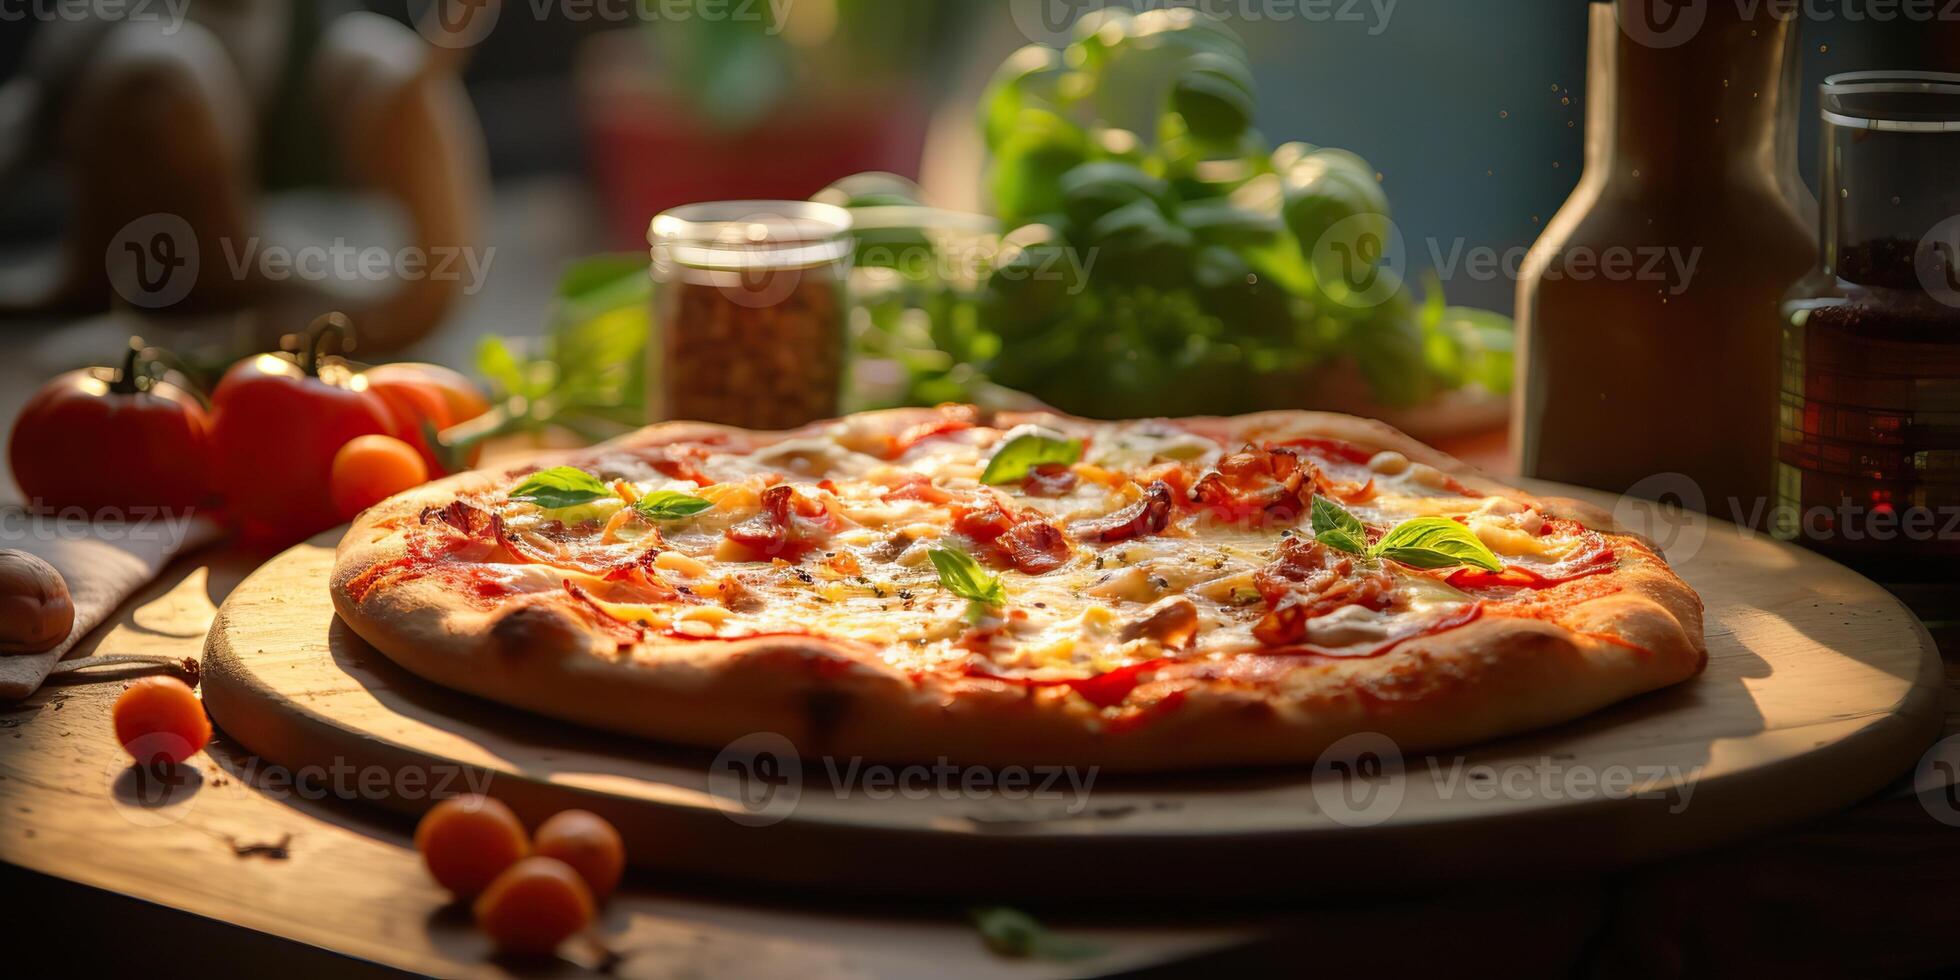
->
<box><xmin>327</xmin><ymin>407</ymin><xmax>1708</xmax><ymax>772</ymax></box>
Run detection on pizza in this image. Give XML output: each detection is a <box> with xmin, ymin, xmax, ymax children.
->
<box><xmin>330</xmin><ymin>405</ymin><xmax>1705</xmax><ymax>771</ymax></box>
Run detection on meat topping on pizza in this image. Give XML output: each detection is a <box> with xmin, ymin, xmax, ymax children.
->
<box><xmin>381</xmin><ymin>411</ymin><xmax>1646</xmax><ymax>692</ymax></box>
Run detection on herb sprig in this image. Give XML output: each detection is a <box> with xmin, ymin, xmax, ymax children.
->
<box><xmin>928</xmin><ymin>547</ymin><xmax>1006</xmax><ymax>621</ymax></box>
<box><xmin>1310</xmin><ymin>495</ymin><xmax>1505</xmax><ymax>572</ymax></box>
<box><xmin>508</xmin><ymin>466</ymin><xmax>613</xmax><ymax>509</ymax></box>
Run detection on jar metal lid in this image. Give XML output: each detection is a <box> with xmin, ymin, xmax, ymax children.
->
<box><xmin>649</xmin><ymin>200</ymin><xmax>854</xmax><ymax>272</ymax></box>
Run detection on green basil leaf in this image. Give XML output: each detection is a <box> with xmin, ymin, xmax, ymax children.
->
<box><xmin>929</xmin><ymin>547</ymin><xmax>1006</xmax><ymax>607</ymax></box>
<box><xmin>508</xmin><ymin>466</ymin><xmax>613</xmax><ymax>510</ymax></box>
<box><xmin>1317</xmin><ymin>528</ymin><xmax>1369</xmax><ymax>555</ymax></box>
<box><xmin>633</xmin><ymin>490</ymin><xmax>713</xmax><ymax>521</ymax></box>
<box><xmin>980</xmin><ymin>430</ymin><xmax>1083</xmax><ymax>485</ymax></box>
<box><xmin>1369</xmin><ymin>517</ymin><xmax>1504</xmax><ymax>572</ymax></box>
<box><xmin>1310</xmin><ymin>495</ymin><xmax>1368</xmax><ymax>554</ymax></box>
<box><xmin>971</xmin><ymin>906</ymin><xmax>1105</xmax><ymax>961</ymax></box>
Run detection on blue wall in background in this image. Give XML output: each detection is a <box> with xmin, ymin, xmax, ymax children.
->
<box><xmin>1233</xmin><ymin>0</ymin><xmax>1957</xmax><ymax>313</ymax></box>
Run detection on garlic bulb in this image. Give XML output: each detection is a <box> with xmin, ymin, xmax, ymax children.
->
<box><xmin>0</xmin><ymin>550</ymin><xmax>74</xmax><ymax>655</ymax></box>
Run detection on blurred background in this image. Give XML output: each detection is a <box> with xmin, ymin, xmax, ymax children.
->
<box><xmin>0</xmin><ymin>1</ymin><xmax>1953</xmax><ymax>425</ymax></box>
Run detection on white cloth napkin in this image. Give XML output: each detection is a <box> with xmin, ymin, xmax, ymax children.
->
<box><xmin>0</xmin><ymin>506</ymin><xmax>221</xmax><ymax>699</ymax></box>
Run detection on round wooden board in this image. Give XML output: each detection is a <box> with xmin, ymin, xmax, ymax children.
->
<box><xmin>201</xmin><ymin>486</ymin><xmax>1945</xmax><ymax>899</ymax></box>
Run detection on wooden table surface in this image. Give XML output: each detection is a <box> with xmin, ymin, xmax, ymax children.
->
<box><xmin>3</xmin><ymin>183</ymin><xmax>1958</xmax><ymax>974</ymax></box>
<box><xmin>3</xmin><ymin>468</ymin><xmax>1958</xmax><ymax>977</ymax></box>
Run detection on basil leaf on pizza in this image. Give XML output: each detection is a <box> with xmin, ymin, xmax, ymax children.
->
<box><xmin>508</xmin><ymin>466</ymin><xmax>613</xmax><ymax>509</ymax></box>
<box><xmin>981</xmin><ymin>431</ymin><xmax>1083</xmax><ymax>485</ymax></box>
<box><xmin>331</xmin><ymin>405</ymin><xmax>1703</xmax><ymax>774</ymax></box>
<box><xmin>633</xmin><ymin>490</ymin><xmax>714</xmax><ymax>521</ymax></box>
<box><xmin>1370</xmin><ymin>517</ymin><xmax>1505</xmax><ymax>571</ymax></box>
<box><xmin>929</xmin><ymin>547</ymin><xmax>1006</xmax><ymax>607</ymax></box>
<box><xmin>1310</xmin><ymin>494</ymin><xmax>1369</xmax><ymax>555</ymax></box>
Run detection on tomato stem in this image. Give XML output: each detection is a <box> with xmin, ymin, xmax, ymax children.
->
<box><xmin>109</xmin><ymin>338</ymin><xmax>146</xmax><ymax>395</ymax></box>
<box><xmin>300</xmin><ymin>312</ymin><xmax>354</xmax><ymax>377</ymax></box>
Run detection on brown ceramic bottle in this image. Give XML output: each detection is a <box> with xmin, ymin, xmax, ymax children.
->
<box><xmin>1514</xmin><ymin>1</ymin><xmax>1815</xmax><ymax>518</ymax></box>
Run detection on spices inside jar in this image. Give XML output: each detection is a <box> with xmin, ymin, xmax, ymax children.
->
<box><xmin>649</xmin><ymin>201</ymin><xmax>852</xmax><ymax>430</ymax></box>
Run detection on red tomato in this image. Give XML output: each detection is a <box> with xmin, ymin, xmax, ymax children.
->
<box><xmin>363</xmin><ymin>363</ymin><xmax>490</xmax><ymax>474</ymax></box>
<box><xmin>8</xmin><ymin>342</ymin><xmax>213</xmax><ymax>514</ymax></box>
<box><xmin>210</xmin><ymin>315</ymin><xmax>397</xmax><ymax>549</ymax></box>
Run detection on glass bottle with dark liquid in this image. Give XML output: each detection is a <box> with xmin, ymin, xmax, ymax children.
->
<box><xmin>1779</xmin><ymin>72</ymin><xmax>1960</xmax><ymax>623</ymax></box>
<box><xmin>1515</xmin><ymin>1</ymin><xmax>1815</xmax><ymax>515</ymax></box>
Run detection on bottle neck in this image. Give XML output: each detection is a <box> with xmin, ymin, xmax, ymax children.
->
<box><xmin>1583</xmin><ymin>1</ymin><xmax>1801</xmax><ymax>189</ymax></box>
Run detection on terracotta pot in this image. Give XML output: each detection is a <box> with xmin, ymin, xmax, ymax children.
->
<box><xmin>575</xmin><ymin>30</ymin><xmax>930</xmax><ymax>249</ymax></box>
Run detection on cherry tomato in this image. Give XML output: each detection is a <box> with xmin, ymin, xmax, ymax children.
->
<box><xmin>415</xmin><ymin>795</ymin><xmax>530</xmax><ymax>898</ymax></box>
<box><xmin>210</xmin><ymin>314</ymin><xmax>397</xmax><ymax>549</ymax></box>
<box><xmin>330</xmin><ymin>435</ymin><xmax>429</xmax><ymax>521</ymax></box>
<box><xmin>8</xmin><ymin>341</ymin><xmax>213</xmax><ymax>514</ymax></box>
<box><xmin>532</xmin><ymin>810</ymin><xmax>624</xmax><ymax>901</ymax></box>
<box><xmin>364</xmin><ymin>363</ymin><xmax>490</xmax><ymax>474</ymax></box>
<box><xmin>112</xmin><ymin>675</ymin><xmax>211</xmax><ymax>767</ymax></box>
<box><xmin>474</xmin><ymin>856</ymin><xmax>596</xmax><ymax>958</ymax></box>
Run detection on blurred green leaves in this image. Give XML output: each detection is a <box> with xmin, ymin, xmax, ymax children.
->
<box><xmin>461</xmin><ymin>254</ymin><xmax>651</xmax><ymax>449</ymax></box>
<box><xmin>953</xmin><ymin>8</ymin><xmax>1512</xmax><ymax>415</ymax></box>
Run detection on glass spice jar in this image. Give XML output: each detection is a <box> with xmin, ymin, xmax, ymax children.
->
<box><xmin>1777</xmin><ymin>72</ymin><xmax>1960</xmax><ymax>624</ymax></box>
<box><xmin>648</xmin><ymin>201</ymin><xmax>853</xmax><ymax>430</ymax></box>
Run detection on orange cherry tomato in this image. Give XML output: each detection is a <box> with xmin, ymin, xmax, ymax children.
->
<box><xmin>112</xmin><ymin>676</ymin><xmax>211</xmax><ymax>767</ymax></box>
<box><xmin>474</xmin><ymin>856</ymin><xmax>596</xmax><ymax>958</ymax></box>
<box><xmin>210</xmin><ymin>315</ymin><xmax>396</xmax><ymax>549</ymax></box>
<box><xmin>415</xmin><ymin>795</ymin><xmax>530</xmax><ymax>898</ymax></box>
<box><xmin>9</xmin><ymin>341</ymin><xmax>213</xmax><ymax>514</ymax></box>
<box><xmin>532</xmin><ymin>810</ymin><xmax>624</xmax><ymax>901</ymax></box>
<box><xmin>330</xmin><ymin>435</ymin><xmax>429</xmax><ymax>522</ymax></box>
<box><xmin>364</xmin><ymin>362</ymin><xmax>490</xmax><ymax>474</ymax></box>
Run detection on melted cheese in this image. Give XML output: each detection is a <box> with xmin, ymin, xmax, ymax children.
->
<box><xmin>474</xmin><ymin>422</ymin><xmax>1594</xmax><ymax>685</ymax></box>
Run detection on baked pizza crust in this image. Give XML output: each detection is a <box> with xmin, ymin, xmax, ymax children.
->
<box><xmin>330</xmin><ymin>409</ymin><xmax>1706</xmax><ymax>772</ymax></box>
